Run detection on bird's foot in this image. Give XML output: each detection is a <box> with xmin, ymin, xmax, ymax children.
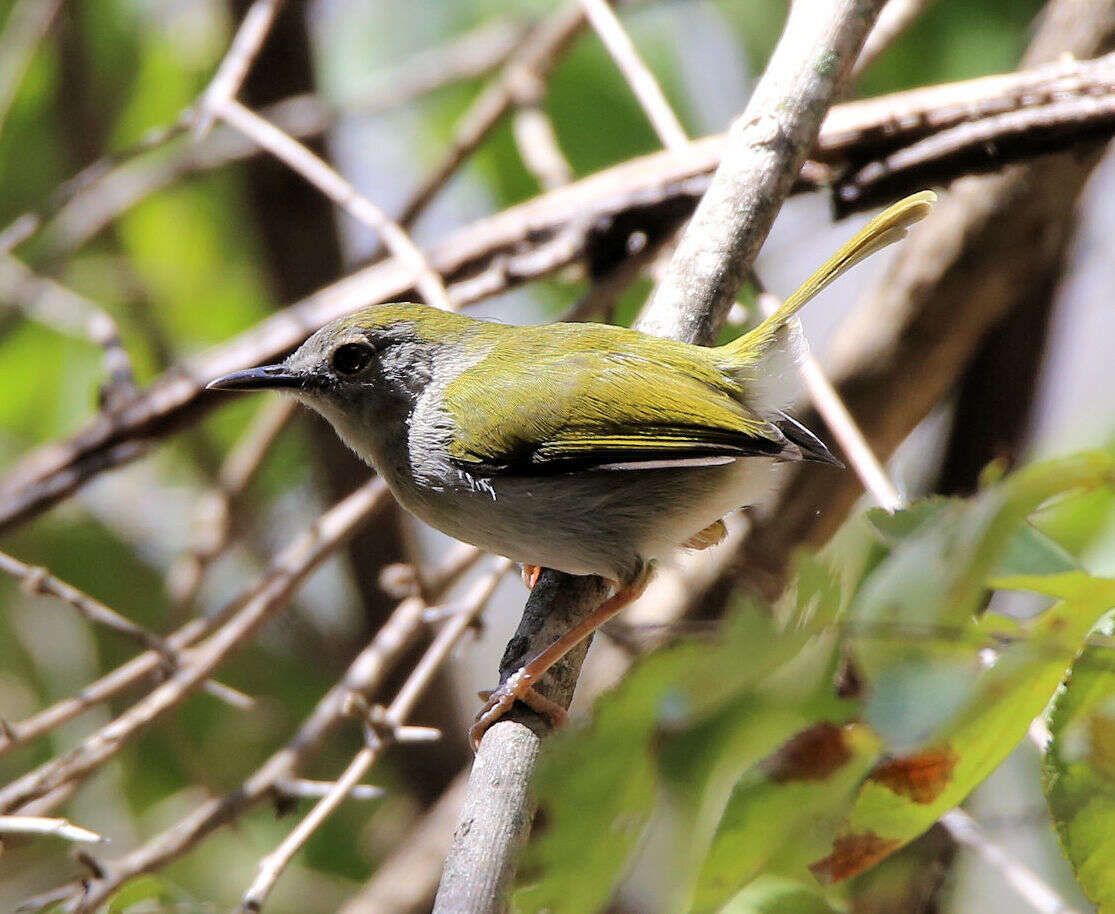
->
<box><xmin>520</xmin><ymin>564</ymin><xmax>542</xmax><ymax>590</ymax></box>
<box><xmin>469</xmin><ymin>677</ymin><xmax>568</xmax><ymax>751</ymax></box>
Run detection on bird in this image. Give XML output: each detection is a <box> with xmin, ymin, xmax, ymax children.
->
<box><xmin>208</xmin><ymin>190</ymin><xmax>936</xmax><ymax>747</ymax></box>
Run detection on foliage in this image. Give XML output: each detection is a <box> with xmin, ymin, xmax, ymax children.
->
<box><xmin>519</xmin><ymin>453</ymin><xmax>1115</xmax><ymax>913</ymax></box>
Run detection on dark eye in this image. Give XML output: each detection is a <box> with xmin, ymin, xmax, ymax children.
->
<box><xmin>331</xmin><ymin>342</ymin><xmax>374</xmax><ymax>376</ymax></box>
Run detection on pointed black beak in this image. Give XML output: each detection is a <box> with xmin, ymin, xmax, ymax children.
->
<box><xmin>207</xmin><ymin>364</ymin><xmax>304</xmax><ymax>391</ymax></box>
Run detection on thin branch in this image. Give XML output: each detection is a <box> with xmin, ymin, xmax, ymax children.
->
<box><xmin>272</xmin><ymin>779</ymin><xmax>385</xmax><ymax>802</ymax></box>
<box><xmin>579</xmin><ymin>0</ymin><xmax>688</xmax><ymax>148</ymax></box>
<box><xmin>941</xmin><ymin>809</ymin><xmax>1082</xmax><ymax>914</ymax></box>
<box><xmin>0</xmin><ymin>480</ymin><xmax>390</xmax><ymax>815</ymax></box>
<box><xmin>0</xmin><ymin>254</ymin><xmax>136</xmax><ymax>407</ymax></box>
<box><xmin>338</xmin><ymin>772</ymin><xmax>469</xmax><ymax>914</ymax></box>
<box><xmin>509</xmin><ymin>68</ymin><xmax>573</xmax><ymax>190</ymax></box>
<box><xmin>214</xmin><ymin>97</ymin><xmax>451</xmax><ymax>311</ymax></box>
<box><xmin>0</xmin><ymin>814</ymin><xmax>106</xmax><ymax>845</ymax></box>
<box><xmin>192</xmin><ymin>0</ymin><xmax>285</xmax><ymax>140</ymax></box>
<box><xmin>237</xmin><ymin>561</ymin><xmax>510</xmax><ymax>913</ymax></box>
<box><xmin>391</xmin><ymin>1</ymin><xmax>589</xmax><ymax>233</ymax></box>
<box><xmin>7</xmin><ymin>50</ymin><xmax>1115</xmax><ymax>529</ymax></box>
<box><xmin>0</xmin><ymin>548</ymin><xmax>253</xmax><ymax>714</ymax></box>
<box><xmin>0</xmin><ymin>0</ymin><xmax>64</xmax><ymax>138</ymax></box>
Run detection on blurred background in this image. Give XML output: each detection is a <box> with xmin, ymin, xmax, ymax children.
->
<box><xmin>1</xmin><ymin>0</ymin><xmax>1114</xmax><ymax>911</ymax></box>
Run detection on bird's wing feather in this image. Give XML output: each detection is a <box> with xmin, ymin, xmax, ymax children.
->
<box><xmin>442</xmin><ymin>325</ymin><xmax>789</xmax><ymax>475</ymax></box>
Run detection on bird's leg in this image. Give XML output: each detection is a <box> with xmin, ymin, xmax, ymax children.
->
<box><xmin>469</xmin><ymin>565</ymin><xmax>652</xmax><ymax>751</ymax></box>
<box><xmin>520</xmin><ymin>563</ymin><xmax>543</xmax><ymax>590</ymax></box>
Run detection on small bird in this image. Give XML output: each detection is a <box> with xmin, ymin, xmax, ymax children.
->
<box><xmin>209</xmin><ymin>190</ymin><xmax>935</xmax><ymax>747</ymax></box>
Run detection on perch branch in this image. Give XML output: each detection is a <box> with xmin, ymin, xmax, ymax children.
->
<box><xmin>434</xmin><ymin>2</ymin><xmax>887</xmax><ymax>912</ymax></box>
<box><xmin>0</xmin><ymin>814</ymin><xmax>105</xmax><ymax>845</ymax></box>
<box><xmin>0</xmin><ymin>0</ymin><xmax>64</xmax><ymax>138</ymax></box>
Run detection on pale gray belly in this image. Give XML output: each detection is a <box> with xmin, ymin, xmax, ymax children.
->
<box><xmin>388</xmin><ymin>458</ymin><xmax>778</xmax><ymax>581</ymax></box>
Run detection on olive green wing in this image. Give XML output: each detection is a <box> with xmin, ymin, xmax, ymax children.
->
<box><xmin>442</xmin><ymin>331</ymin><xmax>792</xmax><ymax>475</ymax></box>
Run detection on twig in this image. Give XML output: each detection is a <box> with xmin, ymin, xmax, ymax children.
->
<box><xmin>0</xmin><ymin>0</ymin><xmax>64</xmax><ymax>138</ymax></box>
<box><xmin>0</xmin><ymin>814</ymin><xmax>106</xmax><ymax>844</ymax></box>
<box><xmin>338</xmin><ymin>772</ymin><xmax>469</xmax><ymax>914</ymax></box>
<box><xmin>0</xmin><ymin>548</ymin><xmax>253</xmax><ymax>714</ymax></box>
<box><xmin>0</xmin><ymin>480</ymin><xmax>390</xmax><ymax>814</ymax></box>
<box><xmin>273</xmin><ymin>779</ymin><xmax>385</xmax><ymax>802</ymax></box>
<box><xmin>392</xmin><ymin>1</ymin><xmax>589</xmax><ymax>232</ymax></box>
<box><xmin>192</xmin><ymin>0</ymin><xmax>285</xmax><ymax>140</ymax></box>
<box><xmin>0</xmin><ymin>254</ymin><xmax>136</xmax><ymax>407</ymax></box>
<box><xmin>167</xmin><ymin>397</ymin><xmax>297</xmax><ymax>609</ymax></box>
<box><xmin>941</xmin><ymin>809</ymin><xmax>1082</xmax><ymax>914</ymax></box>
<box><xmin>509</xmin><ymin>70</ymin><xmax>573</xmax><ymax>190</ymax></box>
<box><xmin>8</xmin><ymin>50</ymin><xmax>1115</xmax><ymax>529</ymax></box>
<box><xmin>579</xmin><ymin>0</ymin><xmax>688</xmax><ymax>148</ymax></box>
<box><xmin>214</xmin><ymin>98</ymin><xmax>451</xmax><ymax>311</ymax></box>
<box><xmin>238</xmin><ymin>561</ymin><xmax>511</xmax><ymax>913</ymax></box>
<box><xmin>853</xmin><ymin>0</ymin><xmax>934</xmax><ymax>76</ymax></box>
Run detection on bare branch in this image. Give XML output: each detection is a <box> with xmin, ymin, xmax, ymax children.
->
<box><xmin>392</xmin><ymin>1</ymin><xmax>589</xmax><ymax>232</ymax></box>
<box><xmin>192</xmin><ymin>0</ymin><xmax>285</xmax><ymax>139</ymax></box>
<box><xmin>0</xmin><ymin>254</ymin><xmax>136</xmax><ymax>407</ymax></box>
<box><xmin>0</xmin><ymin>548</ymin><xmax>252</xmax><ymax>716</ymax></box>
<box><xmin>48</xmin><ymin>542</ymin><xmax>483</xmax><ymax>910</ymax></box>
<box><xmin>215</xmin><ymin>98</ymin><xmax>451</xmax><ymax>311</ymax></box>
<box><xmin>579</xmin><ymin>0</ymin><xmax>688</xmax><ymax>148</ymax></box>
<box><xmin>0</xmin><ymin>0</ymin><xmax>64</xmax><ymax>138</ymax></box>
<box><xmin>941</xmin><ymin>810</ymin><xmax>1082</xmax><ymax>914</ymax></box>
<box><xmin>167</xmin><ymin>397</ymin><xmax>297</xmax><ymax>609</ymax></box>
<box><xmin>0</xmin><ymin>814</ymin><xmax>106</xmax><ymax>845</ymax></box>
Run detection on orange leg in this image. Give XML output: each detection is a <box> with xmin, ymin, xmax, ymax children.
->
<box><xmin>520</xmin><ymin>564</ymin><xmax>542</xmax><ymax>590</ymax></box>
<box><xmin>469</xmin><ymin>567</ymin><xmax>651</xmax><ymax>751</ymax></box>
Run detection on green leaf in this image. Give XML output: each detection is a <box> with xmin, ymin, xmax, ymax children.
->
<box><xmin>721</xmin><ymin>875</ymin><xmax>842</xmax><ymax>914</ymax></box>
<box><xmin>1044</xmin><ymin>604</ymin><xmax>1115</xmax><ymax>912</ymax></box>
<box><xmin>688</xmin><ymin>722</ymin><xmax>881</xmax><ymax>913</ymax></box>
<box><xmin>815</xmin><ymin>572</ymin><xmax>1115</xmax><ymax>884</ymax></box>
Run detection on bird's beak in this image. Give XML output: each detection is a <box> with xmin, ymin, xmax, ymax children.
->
<box><xmin>207</xmin><ymin>364</ymin><xmax>305</xmax><ymax>391</ymax></box>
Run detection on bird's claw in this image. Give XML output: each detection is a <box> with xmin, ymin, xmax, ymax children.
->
<box><xmin>520</xmin><ymin>564</ymin><xmax>542</xmax><ymax>590</ymax></box>
<box><xmin>469</xmin><ymin>675</ymin><xmax>568</xmax><ymax>751</ymax></box>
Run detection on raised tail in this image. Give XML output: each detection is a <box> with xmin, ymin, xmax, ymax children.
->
<box><xmin>721</xmin><ymin>190</ymin><xmax>936</xmax><ymax>364</ymax></box>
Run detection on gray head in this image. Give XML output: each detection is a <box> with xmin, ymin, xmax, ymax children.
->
<box><xmin>207</xmin><ymin>303</ymin><xmax>478</xmax><ymax>460</ymax></box>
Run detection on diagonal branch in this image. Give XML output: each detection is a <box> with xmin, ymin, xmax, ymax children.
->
<box><xmin>192</xmin><ymin>0</ymin><xmax>285</xmax><ymax>139</ymax></box>
<box><xmin>214</xmin><ymin>97</ymin><xmax>451</xmax><ymax>311</ymax></box>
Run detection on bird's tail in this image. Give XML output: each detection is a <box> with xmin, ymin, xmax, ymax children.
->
<box><xmin>720</xmin><ymin>190</ymin><xmax>936</xmax><ymax>366</ymax></box>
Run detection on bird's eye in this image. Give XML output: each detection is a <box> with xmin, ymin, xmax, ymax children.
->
<box><xmin>331</xmin><ymin>342</ymin><xmax>374</xmax><ymax>376</ymax></box>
